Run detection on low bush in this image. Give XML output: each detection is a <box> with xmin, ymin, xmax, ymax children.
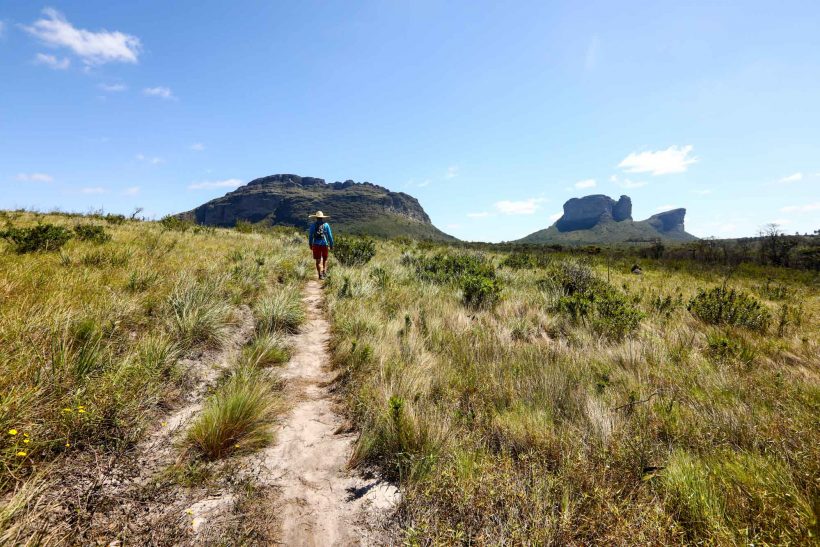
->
<box><xmin>500</xmin><ymin>251</ymin><xmax>550</xmax><ymax>270</ymax></box>
<box><xmin>1</xmin><ymin>224</ymin><xmax>73</xmax><ymax>253</ymax></box>
<box><xmin>688</xmin><ymin>287</ymin><xmax>771</xmax><ymax>332</ymax></box>
<box><xmin>333</xmin><ymin>238</ymin><xmax>376</xmax><ymax>266</ymax></box>
<box><xmin>103</xmin><ymin>213</ymin><xmax>126</xmax><ymax>225</ymax></box>
<box><xmin>461</xmin><ymin>273</ymin><xmax>503</xmax><ymax>309</ymax></box>
<box><xmin>73</xmin><ymin>224</ymin><xmax>111</xmax><ymax>244</ymax></box>
<box><xmin>412</xmin><ymin>252</ymin><xmax>495</xmax><ymax>283</ymax></box>
<box><xmin>159</xmin><ymin>215</ymin><xmax>194</xmax><ymax>232</ymax></box>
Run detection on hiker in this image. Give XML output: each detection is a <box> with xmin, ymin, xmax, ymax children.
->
<box><xmin>308</xmin><ymin>211</ymin><xmax>334</xmax><ymax>280</ymax></box>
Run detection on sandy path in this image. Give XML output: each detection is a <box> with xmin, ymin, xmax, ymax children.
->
<box><xmin>263</xmin><ymin>280</ymin><xmax>398</xmax><ymax>546</ymax></box>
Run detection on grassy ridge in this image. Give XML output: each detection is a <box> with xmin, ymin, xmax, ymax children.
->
<box><xmin>327</xmin><ymin>244</ymin><xmax>819</xmax><ymax>543</ymax></box>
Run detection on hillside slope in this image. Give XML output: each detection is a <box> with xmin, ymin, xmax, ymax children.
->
<box><xmin>180</xmin><ymin>174</ymin><xmax>456</xmax><ymax>241</ymax></box>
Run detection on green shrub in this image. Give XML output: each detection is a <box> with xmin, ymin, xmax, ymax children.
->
<box><xmin>1</xmin><ymin>224</ymin><xmax>73</xmax><ymax>253</ymax></box>
<box><xmin>234</xmin><ymin>220</ymin><xmax>254</xmax><ymax>233</ymax></box>
<box><xmin>73</xmin><ymin>224</ymin><xmax>111</xmax><ymax>244</ymax></box>
<box><xmin>591</xmin><ymin>290</ymin><xmax>644</xmax><ymax>340</ymax></box>
<box><xmin>688</xmin><ymin>287</ymin><xmax>771</xmax><ymax>332</ymax></box>
<box><xmin>103</xmin><ymin>213</ymin><xmax>126</xmax><ymax>225</ymax></box>
<box><xmin>500</xmin><ymin>251</ymin><xmax>550</xmax><ymax>270</ymax></box>
<box><xmin>412</xmin><ymin>252</ymin><xmax>495</xmax><ymax>283</ymax></box>
<box><xmin>461</xmin><ymin>274</ymin><xmax>503</xmax><ymax>309</ymax></box>
<box><xmin>333</xmin><ymin>238</ymin><xmax>376</xmax><ymax>266</ymax></box>
<box><xmin>546</xmin><ymin>259</ymin><xmax>600</xmax><ymax>295</ymax></box>
<box><xmin>159</xmin><ymin>215</ymin><xmax>194</xmax><ymax>232</ymax></box>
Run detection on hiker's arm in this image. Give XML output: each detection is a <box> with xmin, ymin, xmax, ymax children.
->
<box><xmin>308</xmin><ymin>224</ymin><xmax>314</xmax><ymax>246</ymax></box>
<box><xmin>326</xmin><ymin>224</ymin><xmax>334</xmax><ymax>248</ymax></box>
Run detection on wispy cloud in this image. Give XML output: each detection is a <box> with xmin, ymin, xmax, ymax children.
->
<box><xmin>34</xmin><ymin>53</ymin><xmax>70</xmax><ymax>70</ymax></box>
<box><xmin>777</xmin><ymin>172</ymin><xmax>803</xmax><ymax>184</ymax></box>
<box><xmin>618</xmin><ymin>145</ymin><xmax>697</xmax><ymax>175</ymax></box>
<box><xmin>693</xmin><ymin>189</ymin><xmax>712</xmax><ymax>195</ymax></box>
<box><xmin>187</xmin><ymin>178</ymin><xmax>243</xmax><ymax>190</ymax></box>
<box><xmin>189</xmin><ymin>143</ymin><xmax>205</xmax><ymax>151</ymax></box>
<box><xmin>574</xmin><ymin>178</ymin><xmax>596</xmax><ymax>189</ymax></box>
<box><xmin>549</xmin><ymin>211</ymin><xmax>563</xmax><ymax>222</ymax></box>
<box><xmin>445</xmin><ymin>223</ymin><xmax>462</xmax><ymax>230</ymax></box>
<box><xmin>143</xmin><ymin>86</ymin><xmax>175</xmax><ymax>100</ymax></box>
<box><xmin>81</xmin><ymin>186</ymin><xmax>106</xmax><ymax>194</ymax></box>
<box><xmin>23</xmin><ymin>8</ymin><xmax>141</xmax><ymax>65</ymax></box>
<box><xmin>779</xmin><ymin>202</ymin><xmax>820</xmax><ymax>213</ymax></box>
<box><xmin>495</xmin><ymin>197</ymin><xmax>546</xmax><ymax>215</ymax></box>
<box><xmin>123</xmin><ymin>186</ymin><xmax>140</xmax><ymax>196</ymax></box>
<box><xmin>17</xmin><ymin>172</ymin><xmax>54</xmax><ymax>182</ymax></box>
<box><xmin>467</xmin><ymin>212</ymin><xmax>492</xmax><ymax>219</ymax></box>
<box><xmin>655</xmin><ymin>204</ymin><xmax>677</xmax><ymax>212</ymax></box>
<box><xmin>444</xmin><ymin>165</ymin><xmax>459</xmax><ymax>179</ymax></box>
<box><xmin>136</xmin><ymin>153</ymin><xmax>163</xmax><ymax>165</ymax></box>
<box><xmin>99</xmin><ymin>83</ymin><xmax>127</xmax><ymax>92</ymax></box>
<box><xmin>610</xmin><ymin>175</ymin><xmax>646</xmax><ymax>189</ymax></box>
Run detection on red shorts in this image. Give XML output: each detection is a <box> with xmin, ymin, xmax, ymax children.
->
<box><xmin>311</xmin><ymin>244</ymin><xmax>329</xmax><ymax>260</ymax></box>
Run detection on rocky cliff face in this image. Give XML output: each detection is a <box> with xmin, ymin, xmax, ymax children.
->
<box><xmin>517</xmin><ymin>194</ymin><xmax>696</xmax><ymax>244</ymax></box>
<box><xmin>180</xmin><ymin>174</ymin><xmax>455</xmax><ymax>241</ymax></box>
<box><xmin>555</xmin><ymin>195</ymin><xmax>632</xmax><ymax>231</ymax></box>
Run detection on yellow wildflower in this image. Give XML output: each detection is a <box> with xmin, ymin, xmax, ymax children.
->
<box><xmin>78</xmin><ymin>409</ymin><xmax>86</xmax><ymax>414</ymax></box>
<box><xmin>62</xmin><ymin>408</ymin><xmax>73</xmax><ymax>412</ymax></box>
<box><xmin>16</xmin><ymin>451</ymin><xmax>26</xmax><ymax>457</ymax></box>
<box><xmin>23</xmin><ymin>439</ymin><xmax>30</xmax><ymax>444</ymax></box>
<box><xmin>23</xmin><ymin>432</ymin><xmax>29</xmax><ymax>437</ymax></box>
<box><xmin>8</xmin><ymin>429</ymin><xmax>18</xmax><ymax>436</ymax></box>
<box><xmin>65</xmin><ymin>442</ymin><xmax>71</xmax><ymax>448</ymax></box>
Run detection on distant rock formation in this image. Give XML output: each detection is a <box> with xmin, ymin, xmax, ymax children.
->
<box><xmin>516</xmin><ymin>194</ymin><xmax>696</xmax><ymax>244</ymax></box>
<box><xmin>555</xmin><ymin>195</ymin><xmax>632</xmax><ymax>231</ymax></box>
<box><xmin>179</xmin><ymin>174</ymin><xmax>456</xmax><ymax>241</ymax></box>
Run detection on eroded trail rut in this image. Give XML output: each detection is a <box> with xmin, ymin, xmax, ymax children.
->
<box><xmin>263</xmin><ymin>280</ymin><xmax>398</xmax><ymax>546</ymax></box>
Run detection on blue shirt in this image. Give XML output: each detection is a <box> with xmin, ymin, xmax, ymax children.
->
<box><xmin>308</xmin><ymin>221</ymin><xmax>334</xmax><ymax>247</ymax></box>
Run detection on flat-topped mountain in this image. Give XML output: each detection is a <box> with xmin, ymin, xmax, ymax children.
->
<box><xmin>517</xmin><ymin>194</ymin><xmax>696</xmax><ymax>244</ymax></box>
<box><xmin>180</xmin><ymin>174</ymin><xmax>456</xmax><ymax>241</ymax></box>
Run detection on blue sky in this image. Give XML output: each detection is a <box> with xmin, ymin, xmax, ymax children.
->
<box><xmin>1</xmin><ymin>1</ymin><xmax>818</xmax><ymax>242</ymax></box>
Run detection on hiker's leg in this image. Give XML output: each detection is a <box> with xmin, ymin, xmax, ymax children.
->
<box><xmin>321</xmin><ymin>254</ymin><xmax>328</xmax><ymax>275</ymax></box>
<box><xmin>314</xmin><ymin>258</ymin><xmax>321</xmax><ymax>278</ymax></box>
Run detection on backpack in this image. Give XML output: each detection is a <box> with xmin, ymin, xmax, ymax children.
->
<box><xmin>313</xmin><ymin>222</ymin><xmax>326</xmax><ymax>243</ymax></box>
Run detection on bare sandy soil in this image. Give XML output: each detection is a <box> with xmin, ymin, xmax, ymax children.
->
<box><xmin>262</xmin><ymin>280</ymin><xmax>399</xmax><ymax>546</ymax></box>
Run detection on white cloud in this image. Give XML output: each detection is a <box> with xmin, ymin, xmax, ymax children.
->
<box><xmin>768</xmin><ymin>218</ymin><xmax>792</xmax><ymax>226</ymax></box>
<box><xmin>34</xmin><ymin>53</ymin><xmax>71</xmax><ymax>70</ymax></box>
<box><xmin>467</xmin><ymin>212</ymin><xmax>492</xmax><ymax>219</ymax></box>
<box><xmin>549</xmin><ymin>212</ymin><xmax>563</xmax><ymax>222</ymax></box>
<box><xmin>17</xmin><ymin>173</ymin><xmax>54</xmax><ymax>182</ymax></box>
<box><xmin>444</xmin><ymin>165</ymin><xmax>459</xmax><ymax>179</ymax></box>
<box><xmin>779</xmin><ymin>202</ymin><xmax>820</xmax><ymax>213</ymax></box>
<box><xmin>655</xmin><ymin>204</ymin><xmax>677</xmax><ymax>212</ymax></box>
<box><xmin>81</xmin><ymin>186</ymin><xmax>105</xmax><ymax>194</ymax></box>
<box><xmin>777</xmin><ymin>172</ymin><xmax>803</xmax><ymax>184</ymax></box>
<box><xmin>445</xmin><ymin>223</ymin><xmax>462</xmax><ymax>230</ymax></box>
<box><xmin>618</xmin><ymin>145</ymin><xmax>697</xmax><ymax>175</ymax></box>
<box><xmin>99</xmin><ymin>83</ymin><xmax>127</xmax><ymax>92</ymax></box>
<box><xmin>574</xmin><ymin>178</ymin><xmax>596</xmax><ymax>189</ymax></box>
<box><xmin>143</xmin><ymin>86</ymin><xmax>175</xmax><ymax>100</ymax></box>
<box><xmin>495</xmin><ymin>198</ymin><xmax>546</xmax><ymax>215</ymax></box>
<box><xmin>188</xmin><ymin>178</ymin><xmax>243</xmax><ymax>190</ymax></box>
<box><xmin>693</xmin><ymin>189</ymin><xmax>712</xmax><ymax>195</ymax></box>
<box><xmin>123</xmin><ymin>186</ymin><xmax>140</xmax><ymax>196</ymax></box>
<box><xmin>189</xmin><ymin>143</ymin><xmax>205</xmax><ymax>151</ymax></box>
<box><xmin>417</xmin><ymin>179</ymin><xmax>431</xmax><ymax>187</ymax></box>
<box><xmin>23</xmin><ymin>8</ymin><xmax>141</xmax><ymax>65</ymax></box>
<box><xmin>136</xmin><ymin>153</ymin><xmax>163</xmax><ymax>165</ymax></box>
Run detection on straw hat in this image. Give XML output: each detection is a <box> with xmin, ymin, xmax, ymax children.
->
<box><xmin>308</xmin><ymin>210</ymin><xmax>330</xmax><ymax>219</ymax></box>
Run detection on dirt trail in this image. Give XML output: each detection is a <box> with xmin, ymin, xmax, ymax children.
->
<box><xmin>263</xmin><ymin>280</ymin><xmax>399</xmax><ymax>546</ymax></box>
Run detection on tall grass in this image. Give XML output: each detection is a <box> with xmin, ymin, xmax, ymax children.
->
<box><xmin>327</xmin><ymin>243</ymin><xmax>819</xmax><ymax>544</ymax></box>
<box><xmin>185</xmin><ymin>366</ymin><xmax>281</xmax><ymax>459</ymax></box>
<box><xmin>254</xmin><ymin>287</ymin><xmax>305</xmax><ymax>334</ymax></box>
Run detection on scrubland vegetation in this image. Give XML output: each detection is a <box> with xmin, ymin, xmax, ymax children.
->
<box><xmin>2</xmin><ymin>210</ymin><xmax>817</xmax><ymax>544</ymax></box>
<box><xmin>0</xmin><ymin>211</ymin><xmax>308</xmax><ymax>543</ymax></box>
<box><xmin>327</xmin><ymin>243</ymin><xmax>819</xmax><ymax>544</ymax></box>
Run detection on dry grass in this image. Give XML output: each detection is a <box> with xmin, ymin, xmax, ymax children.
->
<box><xmin>327</xmin><ymin>243</ymin><xmax>819</xmax><ymax>544</ymax></box>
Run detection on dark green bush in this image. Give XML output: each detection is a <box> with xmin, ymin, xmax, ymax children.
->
<box><xmin>461</xmin><ymin>274</ymin><xmax>503</xmax><ymax>309</ymax></box>
<box><xmin>73</xmin><ymin>224</ymin><xmax>111</xmax><ymax>244</ymax></box>
<box><xmin>591</xmin><ymin>290</ymin><xmax>645</xmax><ymax>340</ymax></box>
<box><xmin>548</xmin><ymin>259</ymin><xmax>600</xmax><ymax>295</ymax></box>
<box><xmin>500</xmin><ymin>251</ymin><xmax>550</xmax><ymax>270</ymax></box>
<box><xmin>159</xmin><ymin>215</ymin><xmax>194</xmax><ymax>232</ymax></box>
<box><xmin>412</xmin><ymin>252</ymin><xmax>495</xmax><ymax>283</ymax></box>
<box><xmin>688</xmin><ymin>287</ymin><xmax>771</xmax><ymax>332</ymax></box>
<box><xmin>333</xmin><ymin>238</ymin><xmax>376</xmax><ymax>266</ymax></box>
<box><xmin>104</xmin><ymin>213</ymin><xmax>126</xmax><ymax>225</ymax></box>
<box><xmin>234</xmin><ymin>220</ymin><xmax>254</xmax><ymax>233</ymax></box>
<box><xmin>1</xmin><ymin>223</ymin><xmax>73</xmax><ymax>253</ymax></box>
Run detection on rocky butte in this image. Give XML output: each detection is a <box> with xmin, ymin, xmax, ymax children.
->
<box><xmin>179</xmin><ymin>174</ymin><xmax>456</xmax><ymax>241</ymax></box>
<box><xmin>517</xmin><ymin>194</ymin><xmax>696</xmax><ymax>244</ymax></box>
